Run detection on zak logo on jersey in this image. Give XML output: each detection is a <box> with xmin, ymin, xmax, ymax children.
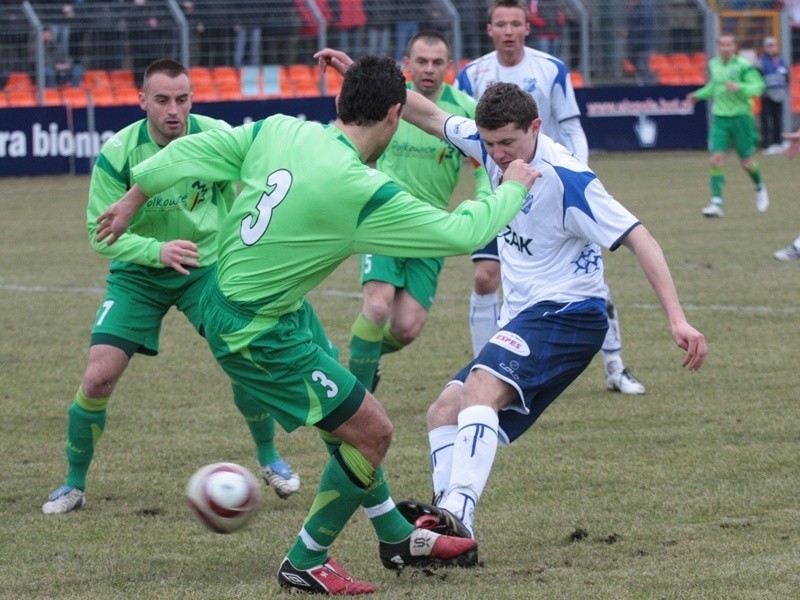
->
<box><xmin>500</xmin><ymin>224</ymin><xmax>533</xmax><ymax>255</ymax></box>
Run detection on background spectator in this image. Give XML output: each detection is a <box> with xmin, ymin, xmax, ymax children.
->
<box><xmin>530</xmin><ymin>0</ymin><xmax>566</xmax><ymax>58</ymax></box>
<box><xmin>364</xmin><ymin>0</ymin><xmax>390</xmax><ymax>56</ymax></box>
<box><xmin>626</xmin><ymin>0</ymin><xmax>655</xmax><ymax>86</ymax></box>
<box><xmin>758</xmin><ymin>35</ymin><xmax>789</xmax><ymax>154</ymax></box>
<box><xmin>43</xmin><ymin>26</ymin><xmax>84</xmax><ymax>87</ymax></box>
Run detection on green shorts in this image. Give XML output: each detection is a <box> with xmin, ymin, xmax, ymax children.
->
<box><xmin>90</xmin><ymin>262</ymin><xmax>213</xmax><ymax>357</ymax></box>
<box><xmin>201</xmin><ymin>281</ymin><xmax>361</xmax><ymax>433</ymax></box>
<box><xmin>709</xmin><ymin>114</ymin><xmax>759</xmax><ymax>158</ymax></box>
<box><xmin>360</xmin><ymin>254</ymin><xmax>444</xmax><ymax>311</ymax></box>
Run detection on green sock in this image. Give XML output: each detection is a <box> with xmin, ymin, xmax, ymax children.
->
<box><xmin>349</xmin><ymin>313</ymin><xmax>383</xmax><ymax>389</ymax></box>
<box><xmin>232</xmin><ymin>384</ymin><xmax>280</xmax><ymax>466</ymax></box>
<box><xmin>362</xmin><ymin>466</ymin><xmax>414</xmax><ymax>543</ymax></box>
<box><xmin>287</xmin><ymin>444</ymin><xmax>373</xmax><ymax>569</ymax></box>
<box><xmin>65</xmin><ymin>388</ymin><xmax>107</xmax><ymax>490</ymax></box>
<box><xmin>380</xmin><ymin>322</ymin><xmax>404</xmax><ymax>355</ymax></box>
<box><xmin>747</xmin><ymin>162</ymin><xmax>763</xmax><ymax>188</ymax></box>
<box><xmin>317</xmin><ymin>430</ymin><xmax>413</xmax><ymax>543</ymax></box>
<box><xmin>710</xmin><ymin>167</ymin><xmax>725</xmax><ymax>200</ymax></box>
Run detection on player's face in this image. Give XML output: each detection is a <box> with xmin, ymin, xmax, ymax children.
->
<box><xmin>717</xmin><ymin>36</ymin><xmax>737</xmax><ymax>61</ymax></box>
<box><xmin>487</xmin><ymin>7</ymin><xmax>530</xmax><ymax>59</ymax></box>
<box><xmin>478</xmin><ymin>120</ymin><xmax>539</xmax><ymax>171</ymax></box>
<box><xmin>404</xmin><ymin>40</ymin><xmax>452</xmax><ymax>99</ymax></box>
<box><xmin>140</xmin><ymin>72</ymin><xmax>192</xmax><ymax>146</ymax></box>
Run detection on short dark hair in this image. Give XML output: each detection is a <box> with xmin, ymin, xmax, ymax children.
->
<box><xmin>475</xmin><ymin>82</ymin><xmax>539</xmax><ymax>131</ymax></box>
<box><xmin>143</xmin><ymin>59</ymin><xmax>188</xmax><ymax>83</ymax></box>
<box><xmin>338</xmin><ymin>55</ymin><xmax>406</xmax><ymax>126</ymax></box>
<box><xmin>488</xmin><ymin>0</ymin><xmax>528</xmax><ymax>23</ymax></box>
<box><xmin>404</xmin><ymin>31</ymin><xmax>452</xmax><ymax>59</ymax></box>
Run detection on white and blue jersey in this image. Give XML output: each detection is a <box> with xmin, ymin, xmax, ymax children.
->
<box><xmin>456</xmin><ymin>47</ymin><xmax>581</xmax><ymax>152</ymax></box>
<box><xmin>443</xmin><ymin>115</ymin><xmax>640</xmax><ymax>327</ymax></box>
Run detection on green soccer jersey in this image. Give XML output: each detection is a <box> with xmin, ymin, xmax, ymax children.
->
<box><xmin>87</xmin><ymin>114</ymin><xmax>234</xmax><ymax>268</ymax></box>
<box><xmin>131</xmin><ymin>114</ymin><xmax>527</xmax><ymax>318</ymax></box>
<box><xmin>378</xmin><ymin>83</ymin><xmax>490</xmax><ymax>209</ymax></box>
<box><xmin>693</xmin><ymin>55</ymin><xmax>765</xmax><ymax>117</ymax></box>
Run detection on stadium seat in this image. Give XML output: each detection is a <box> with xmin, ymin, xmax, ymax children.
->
<box><xmin>657</xmin><ymin>69</ymin><xmax>683</xmax><ymax>86</ymax></box>
<box><xmin>110</xmin><ymin>68</ymin><xmax>136</xmax><ymax>88</ymax></box>
<box><xmin>61</xmin><ymin>87</ymin><xmax>88</xmax><ymax>107</ymax></box>
<box><xmin>188</xmin><ymin>66</ymin><xmax>214</xmax><ymax>87</ymax></box>
<box><xmin>6</xmin><ymin>89</ymin><xmax>37</xmax><ymax>107</ymax></box>
<box><xmin>325</xmin><ymin>73</ymin><xmax>343</xmax><ymax>96</ymax></box>
<box><xmin>212</xmin><ymin>66</ymin><xmax>239</xmax><ymax>86</ymax></box>
<box><xmin>678</xmin><ymin>64</ymin><xmax>706</xmax><ymax>85</ymax></box>
<box><xmin>623</xmin><ymin>58</ymin><xmax>636</xmax><ymax>74</ymax></box>
<box><xmin>292</xmin><ymin>78</ymin><xmax>320</xmax><ymax>97</ymax></box>
<box><xmin>792</xmin><ymin>93</ymin><xmax>800</xmax><ymax>113</ymax></box>
<box><xmin>217</xmin><ymin>81</ymin><xmax>242</xmax><ymax>100</ymax></box>
<box><xmin>43</xmin><ymin>87</ymin><xmax>63</xmax><ymax>106</ymax></box>
<box><xmin>648</xmin><ymin>53</ymin><xmax>669</xmax><ymax>75</ymax></box>
<box><xmin>4</xmin><ymin>72</ymin><xmax>35</xmax><ymax>92</ymax></box>
<box><xmin>569</xmin><ymin>71</ymin><xmax>585</xmax><ymax>88</ymax></box>
<box><xmin>285</xmin><ymin>63</ymin><xmax>316</xmax><ymax>83</ymax></box>
<box><xmin>670</xmin><ymin>52</ymin><xmax>693</xmax><ymax>74</ymax></box>
<box><xmin>114</xmin><ymin>86</ymin><xmax>141</xmax><ymax>105</ymax></box>
<box><xmin>88</xmin><ymin>87</ymin><xmax>116</xmax><ymax>106</ymax></box>
<box><xmin>82</xmin><ymin>69</ymin><xmax>111</xmax><ymax>89</ymax></box>
<box><xmin>0</xmin><ymin>93</ymin><xmax>7</xmax><ymax>108</ymax></box>
<box><xmin>690</xmin><ymin>52</ymin><xmax>707</xmax><ymax>69</ymax></box>
<box><xmin>192</xmin><ymin>83</ymin><xmax>218</xmax><ymax>102</ymax></box>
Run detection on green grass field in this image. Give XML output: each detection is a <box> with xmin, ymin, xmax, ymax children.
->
<box><xmin>1</xmin><ymin>150</ymin><xmax>799</xmax><ymax>599</ymax></box>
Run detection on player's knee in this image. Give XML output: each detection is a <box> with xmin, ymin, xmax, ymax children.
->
<box><xmin>427</xmin><ymin>386</ymin><xmax>460</xmax><ymax>429</ymax></box>
<box><xmin>473</xmin><ymin>264</ymin><xmax>500</xmax><ymax>295</ymax></box>
<box><xmin>81</xmin><ymin>368</ymin><xmax>119</xmax><ymax>398</ymax></box>
<box><xmin>362</xmin><ymin>298</ymin><xmax>391</xmax><ymax>324</ymax></box>
<box><xmin>391</xmin><ymin>319</ymin><xmax>425</xmax><ymax>346</ymax></box>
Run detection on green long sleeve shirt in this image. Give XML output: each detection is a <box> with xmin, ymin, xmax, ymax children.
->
<box><xmin>692</xmin><ymin>55</ymin><xmax>765</xmax><ymax>117</ymax></box>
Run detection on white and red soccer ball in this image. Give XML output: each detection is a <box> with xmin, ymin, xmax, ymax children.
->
<box><xmin>186</xmin><ymin>462</ymin><xmax>262</xmax><ymax>534</ymax></box>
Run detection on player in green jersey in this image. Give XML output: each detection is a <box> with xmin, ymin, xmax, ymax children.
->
<box><xmin>348</xmin><ymin>31</ymin><xmax>491</xmax><ymax>392</ymax></box>
<box><xmin>94</xmin><ymin>55</ymin><xmax>539</xmax><ymax>595</ymax></box>
<box><xmin>687</xmin><ymin>34</ymin><xmax>768</xmax><ymax>218</ymax></box>
<box><xmin>42</xmin><ymin>59</ymin><xmax>299</xmax><ymax>517</ymax></box>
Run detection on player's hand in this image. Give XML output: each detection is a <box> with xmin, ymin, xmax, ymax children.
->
<box><xmin>685</xmin><ymin>92</ymin><xmax>697</xmax><ymax>105</ymax></box>
<box><xmin>160</xmin><ymin>240</ymin><xmax>200</xmax><ymax>275</ymax></box>
<box><xmin>503</xmin><ymin>159</ymin><xmax>541</xmax><ymax>190</ymax></box>
<box><xmin>313</xmin><ymin>48</ymin><xmax>353</xmax><ymax>76</ymax></box>
<box><xmin>782</xmin><ymin>129</ymin><xmax>800</xmax><ymax>158</ymax></box>
<box><xmin>724</xmin><ymin>81</ymin><xmax>740</xmax><ymax>92</ymax></box>
<box><xmin>96</xmin><ymin>185</ymin><xmax>149</xmax><ymax>245</ymax></box>
<box><xmin>671</xmin><ymin>321</ymin><xmax>707</xmax><ymax>371</ymax></box>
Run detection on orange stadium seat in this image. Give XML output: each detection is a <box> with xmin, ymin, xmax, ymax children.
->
<box><xmin>212</xmin><ymin>66</ymin><xmax>239</xmax><ymax>86</ymax></box>
<box><xmin>325</xmin><ymin>73</ymin><xmax>343</xmax><ymax>96</ymax></box>
<box><xmin>648</xmin><ymin>53</ymin><xmax>669</xmax><ymax>75</ymax></box>
<box><xmin>6</xmin><ymin>89</ymin><xmax>37</xmax><ymax>107</ymax></box>
<box><xmin>569</xmin><ymin>71</ymin><xmax>585</xmax><ymax>88</ymax></box>
<box><xmin>285</xmin><ymin>63</ymin><xmax>315</xmax><ymax>83</ymax></box>
<box><xmin>188</xmin><ymin>66</ymin><xmax>213</xmax><ymax>87</ymax></box>
<box><xmin>114</xmin><ymin>86</ymin><xmax>141</xmax><ymax>105</ymax></box>
<box><xmin>43</xmin><ymin>87</ymin><xmax>63</xmax><ymax>105</ymax></box>
<box><xmin>192</xmin><ymin>83</ymin><xmax>218</xmax><ymax>102</ymax></box>
<box><xmin>88</xmin><ymin>87</ymin><xmax>116</xmax><ymax>106</ymax></box>
<box><xmin>690</xmin><ymin>52</ymin><xmax>707</xmax><ymax>69</ymax></box>
<box><xmin>291</xmin><ymin>78</ymin><xmax>319</xmax><ymax>97</ymax></box>
<box><xmin>4</xmin><ymin>71</ymin><xmax>35</xmax><ymax>92</ymax></box>
<box><xmin>82</xmin><ymin>69</ymin><xmax>111</xmax><ymax>89</ymax></box>
<box><xmin>792</xmin><ymin>93</ymin><xmax>800</xmax><ymax>113</ymax></box>
<box><xmin>61</xmin><ymin>87</ymin><xmax>88</xmax><ymax>107</ymax></box>
<box><xmin>217</xmin><ymin>81</ymin><xmax>242</xmax><ymax>100</ymax></box>
<box><xmin>110</xmin><ymin>68</ymin><xmax>136</xmax><ymax>88</ymax></box>
<box><xmin>0</xmin><ymin>93</ymin><xmax>7</xmax><ymax>108</ymax></box>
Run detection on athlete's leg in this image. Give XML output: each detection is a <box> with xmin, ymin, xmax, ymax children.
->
<box><xmin>349</xmin><ymin>280</ymin><xmax>395</xmax><ymax>389</ymax></box>
<box><xmin>470</xmin><ymin>259</ymin><xmax>500</xmax><ymax>357</ymax></box>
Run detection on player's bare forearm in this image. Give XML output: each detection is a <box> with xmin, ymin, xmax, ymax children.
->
<box><xmin>96</xmin><ymin>184</ymin><xmax>148</xmax><ymax>245</ymax></box>
<box><xmin>314</xmin><ymin>48</ymin><xmax>353</xmax><ymax>77</ymax></box>
<box><xmin>622</xmin><ymin>225</ymin><xmax>707</xmax><ymax>370</ymax></box>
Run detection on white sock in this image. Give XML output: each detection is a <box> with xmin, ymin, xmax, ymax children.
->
<box><xmin>793</xmin><ymin>234</ymin><xmax>800</xmax><ymax>250</ymax></box>
<box><xmin>428</xmin><ymin>425</ymin><xmax>458</xmax><ymax>502</ymax></box>
<box><xmin>441</xmin><ymin>405</ymin><xmax>499</xmax><ymax>536</ymax></box>
<box><xmin>469</xmin><ymin>291</ymin><xmax>499</xmax><ymax>357</ymax></box>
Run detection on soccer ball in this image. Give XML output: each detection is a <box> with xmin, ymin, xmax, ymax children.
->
<box><xmin>185</xmin><ymin>462</ymin><xmax>262</xmax><ymax>534</ymax></box>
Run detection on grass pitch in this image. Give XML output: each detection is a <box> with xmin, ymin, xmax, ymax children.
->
<box><xmin>1</xmin><ymin>150</ymin><xmax>799</xmax><ymax>599</ymax></box>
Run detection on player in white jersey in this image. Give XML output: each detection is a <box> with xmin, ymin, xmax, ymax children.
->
<box><xmin>396</xmin><ymin>78</ymin><xmax>708</xmax><ymax>540</ymax></box>
<box><xmin>457</xmin><ymin>0</ymin><xmax>646</xmax><ymax>395</ymax></box>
